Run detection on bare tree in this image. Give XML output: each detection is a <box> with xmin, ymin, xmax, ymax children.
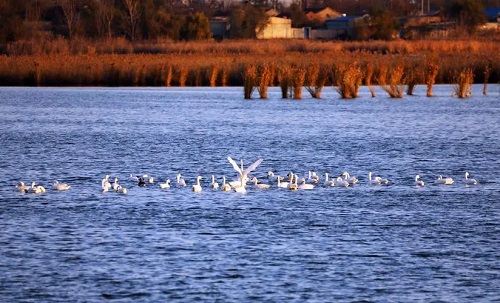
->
<box><xmin>94</xmin><ymin>0</ymin><xmax>115</xmax><ymax>38</ymax></box>
<box><xmin>60</xmin><ymin>0</ymin><xmax>82</xmax><ymax>39</ymax></box>
<box><xmin>124</xmin><ymin>0</ymin><xmax>141</xmax><ymax>40</ymax></box>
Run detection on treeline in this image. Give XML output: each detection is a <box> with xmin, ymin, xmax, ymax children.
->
<box><xmin>0</xmin><ymin>0</ymin><xmax>493</xmax><ymax>47</ymax></box>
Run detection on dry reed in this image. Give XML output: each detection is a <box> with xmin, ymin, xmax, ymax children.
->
<box><xmin>277</xmin><ymin>66</ymin><xmax>291</xmax><ymax>99</ymax></box>
<box><xmin>425</xmin><ymin>63</ymin><xmax>439</xmax><ymax>97</ymax></box>
<box><xmin>209</xmin><ymin>65</ymin><xmax>219</xmax><ymax>87</ymax></box>
<box><xmin>257</xmin><ymin>64</ymin><xmax>272</xmax><ymax>99</ymax></box>
<box><xmin>453</xmin><ymin>68</ymin><xmax>474</xmax><ymax>98</ymax></box>
<box><xmin>364</xmin><ymin>62</ymin><xmax>375</xmax><ymax>98</ymax></box>
<box><xmin>380</xmin><ymin>63</ymin><xmax>405</xmax><ymax>98</ymax></box>
<box><xmin>483</xmin><ymin>63</ymin><xmax>491</xmax><ymax>95</ymax></box>
<box><xmin>334</xmin><ymin>63</ymin><xmax>363</xmax><ymax>99</ymax></box>
<box><xmin>305</xmin><ymin>63</ymin><xmax>327</xmax><ymax>99</ymax></box>
<box><xmin>291</xmin><ymin>67</ymin><xmax>306</xmax><ymax>99</ymax></box>
<box><xmin>243</xmin><ymin>64</ymin><xmax>257</xmax><ymax>99</ymax></box>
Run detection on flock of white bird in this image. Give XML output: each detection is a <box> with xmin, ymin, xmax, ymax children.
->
<box><xmin>16</xmin><ymin>157</ymin><xmax>479</xmax><ymax>195</ymax></box>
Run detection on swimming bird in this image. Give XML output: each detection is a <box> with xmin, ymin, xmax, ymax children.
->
<box><xmin>227</xmin><ymin>156</ymin><xmax>264</xmax><ymax>188</ymax></box>
<box><xmin>277</xmin><ymin>176</ymin><xmax>289</xmax><ymax>189</ymax></box>
<box><xmin>16</xmin><ymin>182</ymin><xmax>30</xmax><ymax>193</ymax></box>
<box><xmin>368</xmin><ymin>172</ymin><xmax>381</xmax><ymax>186</ymax></box>
<box><xmin>176</xmin><ymin>174</ymin><xmax>187</xmax><ymax>187</ymax></box>
<box><xmin>192</xmin><ymin>176</ymin><xmax>203</xmax><ymax>192</ymax></box>
<box><xmin>148</xmin><ymin>176</ymin><xmax>155</xmax><ymax>184</ymax></box>
<box><xmin>307</xmin><ymin>171</ymin><xmax>319</xmax><ymax>184</ymax></box>
<box><xmin>336</xmin><ymin>177</ymin><xmax>350</xmax><ymax>187</ymax></box>
<box><xmin>251</xmin><ymin>177</ymin><xmax>270</xmax><ymax>189</ymax></box>
<box><xmin>116</xmin><ymin>185</ymin><xmax>127</xmax><ymax>194</ymax></box>
<box><xmin>138</xmin><ymin>177</ymin><xmax>146</xmax><ymax>187</ymax></box>
<box><xmin>464</xmin><ymin>172</ymin><xmax>477</xmax><ymax>185</ymax></box>
<box><xmin>112</xmin><ymin>178</ymin><xmax>120</xmax><ymax>191</ymax></box>
<box><xmin>211</xmin><ymin>175</ymin><xmax>219</xmax><ymax>190</ymax></box>
<box><xmin>414</xmin><ymin>175</ymin><xmax>425</xmax><ymax>187</ymax></box>
<box><xmin>378</xmin><ymin>176</ymin><xmax>389</xmax><ymax>185</ymax></box>
<box><xmin>288</xmin><ymin>173</ymin><xmax>298</xmax><ymax>191</ymax></box>
<box><xmin>323</xmin><ymin>173</ymin><xmax>332</xmax><ymax>187</ymax></box>
<box><xmin>221</xmin><ymin>176</ymin><xmax>231</xmax><ymax>192</ymax></box>
<box><xmin>159</xmin><ymin>179</ymin><xmax>171</xmax><ymax>189</ymax></box>
<box><xmin>30</xmin><ymin>182</ymin><xmax>46</xmax><ymax>194</ymax></box>
<box><xmin>342</xmin><ymin>172</ymin><xmax>358</xmax><ymax>184</ymax></box>
<box><xmin>233</xmin><ymin>178</ymin><xmax>247</xmax><ymax>194</ymax></box>
<box><xmin>53</xmin><ymin>180</ymin><xmax>71</xmax><ymax>191</ymax></box>
<box><xmin>129</xmin><ymin>174</ymin><xmax>139</xmax><ymax>182</ymax></box>
<box><xmin>299</xmin><ymin>179</ymin><xmax>315</xmax><ymax>190</ymax></box>
<box><xmin>322</xmin><ymin>173</ymin><xmax>336</xmax><ymax>187</ymax></box>
<box><xmin>267</xmin><ymin>171</ymin><xmax>279</xmax><ymax>182</ymax></box>
<box><xmin>435</xmin><ymin>175</ymin><xmax>454</xmax><ymax>185</ymax></box>
<box><xmin>102</xmin><ymin>176</ymin><xmax>112</xmax><ymax>192</ymax></box>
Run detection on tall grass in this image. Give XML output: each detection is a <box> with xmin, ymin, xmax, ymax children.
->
<box><xmin>333</xmin><ymin>63</ymin><xmax>363</xmax><ymax>99</ymax></box>
<box><xmin>0</xmin><ymin>39</ymin><xmax>498</xmax><ymax>89</ymax></box>
<box><xmin>305</xmin><ymin>63</ymin><xmax>327</xmax><ymax>99</ymax></box>
<box><xmin>379</xmin><ymin>63</ymin><xmax>405</xmax><ymax>98</ymax></box>
<box><xmin>453</xmin><ymin>68</ymin><xmax>474</xmax><ymax>98</ymax></box>
<box><xmin>243</xmin><ymin>64</ymin><xmax>257</xmax><ymax>99</ymax></box>
<box><xmin>425</xmin><ymin>63</ymin><xmax>439</xmax><ymax>97</ymax></box>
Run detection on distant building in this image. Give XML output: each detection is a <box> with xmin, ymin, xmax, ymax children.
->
<box><xmin>305</xmin><ymin>7</ymin><xmax>341</xmax><ymax>24</ymax></box>
<box><xmin>324</xmin><ymin>14</ymin><xmax>370</xmax><ymax>40</ymax></box>
<box><xmin>484</xmin><ymin>7</ymin><xmax>500</xmax><ymax>22</ymax></box>
<box><xmin>210</xmin><ymin>17</ymin><xmax>230</xmax><ymax>40</ymax></box>
<box><xmin>257</xmin><ymin>17</ymin><xmax>295</xmax><ymax>39</ymax></box>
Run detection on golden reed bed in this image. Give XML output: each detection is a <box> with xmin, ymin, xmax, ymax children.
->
<box><xmin>0</xmin><ymin>39</ymin><xmax>498</xmax><ymax>92</ymax></box>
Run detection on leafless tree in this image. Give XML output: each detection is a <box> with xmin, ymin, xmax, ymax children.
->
<box><xmin>124</xmin><ymin>0</ymin><xmax>141</xmax><ymax>40</ymax></box>
<box><xmin>59</xmin><ymin>0</ymin><xmax>82</xmax><ymax>39</ymax></box>
<box><xmin>94</xmin><ymin>0</ymin><xmax>115</xmax><ymax>38</ymax></box>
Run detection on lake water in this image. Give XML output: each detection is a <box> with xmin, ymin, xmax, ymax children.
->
<box><xmin>0</xmin><ymin>85</ymin><xmax>499</xmax><ymax>302</ymax></box>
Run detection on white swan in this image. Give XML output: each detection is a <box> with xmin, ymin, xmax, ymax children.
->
<box><xmin>159</xmin><ymin>179</ymin><xmax>171</xmax><ymax>189</ymax></box>
<box><xmin>211</xmin><ymin>175</ymin><xmax>219</xmax><ymax>190</ymax></box>
<box><xmin>323</xmin><ymin>173</ymin><xmax>335</xmax><ymax>187</ymax></box>
<box><xmin>277</xmin><ymin>176</ymin><xmax>289</xmax><ymax>188</ymax></box>
<box><xmin>336</xmin><ymin>177</ymin><xmax>350</xmax><ymax>187</ymax></box>
<box><xmin>221</xmin><ymin>176</ymin><xmax>231</xmax><ymax>191</ymax></box>
<box><xmin>129</xmin><ymin>174</ymin><xmax>139</xmax><ymax>181</ymax></box>
<box><xmin>176</xmin><ymin>174</ymin><xmax>187</xmax><ymax>187</ymax></box>
<box><xmin>464</xmin><ymin>172</ymin><xmax>477</xmax><ymax>185</ymax></box>
<box><xmin>435</xmin><ymin>175</ymin><xmax>454</xmax><ymax>185</ymax></box>
<box><xmin>342</xmin><ymin>172</ymin><xmax>358</xmax><ymax>184</ymax></box>
<box><xmin>368</xmin><ymin>172</ymin><xmax>381</xmax><ymax>186</ymax></box>
<box><xmin>148</xmin><ymin>176</ymin><xmax>155</xmax><ymax>184</ymax></box>
<box><xmin>192</xmin><ymin>176</ymin><xmax>203</xmax><ymax>192</ymax></box>
<box><xmin>299</xmin><ymin>179</ymin><xmax>315</xmax><ymax>190</ymax></box>
<box><xmin>323</xmin><ymin>173</ymin><xmax>332</xmax><ymax>187</ymax></box>
<box><xmin>288</xmin><ymin>173</ymin><xmax>299</xmax><ymax>191</ymax></box>
<box><xmin>251</xmin><ymin>177</ymin><xmax>270</xmax><ymax>189</ymax></box>
<box><xmin>233</xmin><ymin>178</ymin><xmax>247</xmax><ymax>194</ymax></box>
<box><xmin>112</xmin><ymin>178</ymin><xmax>119</xmax><ymax>191</ymax></box>
<box><xmin>227</xmin><ymin>156</ymin><xmax>263</xmax><ymax>187</ymax></box>
<box><xmin>267</xmin><ymin>171</ymin><xmax>279</xmax><ymax>182</ymax></box>
<box><xmin>116</xmin><ymin>185</ymin><xmax>127</xmax><ymax>194</ymax></box>
<box><xmin>307</xmin><ymin>171</ymin><xmax>319</xmax><ymax>184</ymax></box>
<box><xmin>414</xmin><ymin>175</ymin><xmax>425</xmax><ymax>187</ymax></box>
<box><xmin>53</xmin><ymin>180</ymin><xmax>71</xmax><ymax>191</ymax></box>
<box><xmin>102</xmin><ymin>176</ymin><xmax>111</xmax><ymax>192</ymax></box>
<box><xmin>16</xmin><ymin>181</ymin><xmax>30</xmax><ymax>193</ymax></box>
<box><xmin>30</xmin><ymin>182</ymin><xmax>46</xmax><ymax>194</ymax></box>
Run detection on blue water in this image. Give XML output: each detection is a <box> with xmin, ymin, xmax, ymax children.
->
<box><xmin>0</xmin><ymin>85</ymin><xmax>499</xmax><ymax>302</ymax></box>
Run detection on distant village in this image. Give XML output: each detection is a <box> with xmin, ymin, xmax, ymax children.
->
<box><xmin>0</xmin><ymin>0</ymin><xmax>499</xmax><ymax>49</ymax></box>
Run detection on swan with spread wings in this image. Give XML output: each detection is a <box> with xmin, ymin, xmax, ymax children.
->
<box><xmin>227</xmin><ymin>156</ymin><xmax>264</xmax><ymax>189</ymax></box>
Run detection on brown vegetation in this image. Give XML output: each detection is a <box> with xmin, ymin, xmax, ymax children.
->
<box><xmin>0</xmin><ymin>39</ymin><xmax>498</xmax><ymax>92</ymax></box>
<box><xmin>453</xmin><ymin>68</ymin><xmax>474</xmax><ymax>98</ymax></box>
